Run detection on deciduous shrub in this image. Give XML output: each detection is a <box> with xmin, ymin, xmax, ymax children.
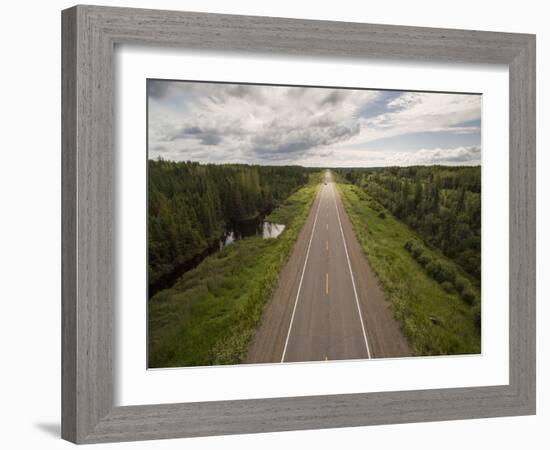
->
<box><xmin>426</xmin><ymin>260</ymin><xmax>456</xmax><ymax>284</ymax></box>
<box><xmin>417</xmin><ymin>253</ymin><xmax>431</xmax><ymax>267</ymax></box>
<box><xmin>404</xmin><ymin>239</ymin><xmax>414</xmax><ymax>252</ymax></box>
<box><xmin>461</xmin><ymin>288</ymin><xmax>476</xmax><ymax>305</ymax></box>
<box><xmin>405</xmin><ymin>239</ymin><xmax>477</xmax><ymax>302</ymax></box>
<box><xmin>426</xmin><ymin>260</ymin><xmax>442</xmax><ymax>280</ymax></box>
<box><xmin>411</xmin><ymin>245</ymin><xmax>423</xmax><ymax>260</ymax></box>
<box><xmin>438</xmin><ymin>263</ymin><xmax>457</xmax><ymax>284</ymax></box>
<box><xmin>404</xmin><ymin>239</ymin><xmax>424</xmax><ymax>259</ymax></box>
<box><xmin>454</xmin><ymin>276</ymin><xmax>469</xmax><ymax>293</ymax></box>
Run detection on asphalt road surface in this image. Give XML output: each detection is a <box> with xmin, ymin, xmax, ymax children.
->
<box><xmin>245</xmin><ymin>171</ymin><xmax>411</xmax><ymax>363</ymax></box>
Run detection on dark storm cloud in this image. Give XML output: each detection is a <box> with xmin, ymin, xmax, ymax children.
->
<box><xmin>319</xmin><ymin>89</ymin><xmax>348</xmax><ymax>106</ymax></box>
<box><xmin>148</xmin><ymin>80</ymin><xmax>170</xmax><ymax>99</ymax></box>
<box><xmin>200</xmin><ymin>133</ymin><xmax>222</xmax><ymax>146</ymax></box>
<box><xmin>226</xmin><ymin>84</ymin><xmax>257</xmax><ymax>99</ymax></box>
<box><xmin>151</xmin><ymin>145</ymin><xmax>170</xmax><ymax>153</ymax></box>
<box><xmin>168</xmin><ymin>126</ymin><xmax>224</xmax><ymax>146</ymax></box>
<box><xmin>286</xmin><ymin>87</ymin><xmax>308</xmax><ymax>98</ymax></box>
<box><xmin>181</xmin><ymin>126</ymin><xmax>202</xmax><ymax>135</ymax></box>
<box><xmin>317</xmin><ymin>149</ymin><xmax>335</xmax><ymax>158</ymax></box>
<box><xmin>252</xmin><ymin>123</ymin><xmax>360</xmax><ymax>159</ymax></box>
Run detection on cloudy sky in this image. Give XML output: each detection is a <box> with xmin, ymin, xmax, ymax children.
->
<box><xmin>148</xmin><ymin>80</ymin><xmax>481</xmax><ymax>167</ymax></box>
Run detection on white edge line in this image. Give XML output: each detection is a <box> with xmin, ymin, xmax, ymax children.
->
<box><xmin>332</xmin><ymin>184</ymin><xmax>372</xmax><ymax>359</ymax></box>
<box><xmin>281</xmin><ymin>185</ymin><xmax>323</xmax><ymax>363</ymax></box>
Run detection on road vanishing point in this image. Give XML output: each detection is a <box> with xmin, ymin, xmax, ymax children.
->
<box><xmin>246</xmin><ymin>171</ymin><xmax>411</xmax><ymax>363</ymax></box>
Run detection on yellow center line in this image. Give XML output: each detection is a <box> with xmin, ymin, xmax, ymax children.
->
<box><xmin>325</xmin><ymin>272</ymin><xmax>329</xmax><ymax>295</ymax></box>
<box><xmin>326</xmin><ymin>240</ymin><xmax>329</xmax><ymax>252</ymax></box>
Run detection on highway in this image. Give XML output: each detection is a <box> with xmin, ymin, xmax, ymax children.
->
<box><xmin>245</xmin><ymin>171</ymin><xmax>411</xmax><ymax>363</ymax></box>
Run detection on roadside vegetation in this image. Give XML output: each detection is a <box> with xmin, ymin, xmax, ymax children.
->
<box><xmin>336</xmin><ymin>170</ymin><xmax>481</xmax><ymax>356</ymax></box>
<box><xmin>148</xmin><ymin>175</ymin><xmax>321</xmax><ymax>368</ymax></box>
<box><xmin>149</xmin><ymin>160</ymin><xmax>314</xmax><ymax>290</ymax></box>
<box><xmin>339</xmin><ymin>166</ymin><xmax>481</xmax><ymax>282</ymax></box>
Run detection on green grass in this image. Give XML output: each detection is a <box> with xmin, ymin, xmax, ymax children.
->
<box><xmin>337</xmin><ymin>182</ymin><xmax>481</xmax><ymax>356</ymax></box>
<box><xmin>148</xmin><ymin>176</ymin><xmax>321</xmax><ymax>368</ymax></box>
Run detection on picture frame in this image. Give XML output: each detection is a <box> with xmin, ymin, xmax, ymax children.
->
<box><xmin>61</xmin><ymin>4</ymin><xmax>536</xmax><ymax>444</ymax></box>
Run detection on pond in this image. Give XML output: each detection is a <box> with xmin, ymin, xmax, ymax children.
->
<box><xmin>149</xmin><ymin>214</ymin><xmax>286</xmax><ymax>298</ymax></box>
<box><xmin>221</xmin><ymin>217</ymin><xmax>285</xmax><ymax>249</ymax></box>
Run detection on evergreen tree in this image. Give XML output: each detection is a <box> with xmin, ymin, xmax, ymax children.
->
<box><xmin>148</xmin><ymin>159</ymin><xmax>312</xmax><ymax>287</ymax></box>
<box><xmin>335</xmin><ymin>165</ymin><xmax>481</xmax><ymax>281</ymax></box>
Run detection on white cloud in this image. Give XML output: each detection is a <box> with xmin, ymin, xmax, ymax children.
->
<box><xmin>387</xmin><ymin>92</ymin><xmax>422</xmax><ymax>110</ymax></box>
<box><xmin>148</xmin><ymin>81</ymin><xmax>481</xmax><ymax>166</ymax></box>
<box><xmin>353</xmin><ymin>93</ymin><xmax>481</xmax><ymax>146</ymax></box>
<box><xmin>388</xmin><ymin>146</ymin><xmax>481</xmax><ymax>166</ymax></box>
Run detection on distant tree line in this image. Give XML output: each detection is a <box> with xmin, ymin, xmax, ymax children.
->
<box><xmin>336</xmin><ymin>166</ymin><xmax>481</xmax><ymax>282</ymax></box>
<box><xmin>148</xmin><ymin>159</ymin><xmax>311</xmax><ymax>288</ymax></box>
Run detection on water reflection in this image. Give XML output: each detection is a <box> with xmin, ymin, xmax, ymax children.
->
<box><xmin>221</xmin><ymin>220</ymin><xmax>285</xmax><ymax>249</ymax></box>
<box><xmin>221</xmin><ymin>231</ymin><xmax>235</xmax><ymax>248</ymax></box>
<box><xmin>152</xmin><ymin>217</ymin><xmax>285</xmax><ymax>298</ymax></box>
<box><xmin>263</xmin><ymin>222</ymin><xmax>285</xmax><ymax>239</ymax></box>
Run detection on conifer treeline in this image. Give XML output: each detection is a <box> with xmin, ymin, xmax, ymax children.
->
<box><xmin>148</xmin><ymin>159</ymin><xmax>311</xmax><ymax>286</ymax></box>
<box><xmin>337</xmin><ymin>166</ymin><xmax>481</xmax><ymax>281</ymax></box>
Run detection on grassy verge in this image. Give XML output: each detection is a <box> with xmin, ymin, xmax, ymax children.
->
<box><xmin>148</xmin><ymin>176</ymin><xmax>321</xmax><ymax>368</ymax></box>
<box><xmin>337</xmin><ymin>182</ymin><xmax>481</xmax><ymax>356</ymax></box>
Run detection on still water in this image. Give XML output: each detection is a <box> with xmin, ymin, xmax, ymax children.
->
<box><xmin>149</xmin><ymin>215</ymin><xmax>285</xmax><ymax>298</ymax></box>
<box><xmin>221</xmin><ymin>219</ymin><xmax>285</xmax><ymax>248</ymax></box>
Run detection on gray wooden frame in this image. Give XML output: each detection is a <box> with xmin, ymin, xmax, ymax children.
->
<box><xmin>62</xmin><ymin>4</ymin><xmax>536</xmax><ymax>444</ymax></box>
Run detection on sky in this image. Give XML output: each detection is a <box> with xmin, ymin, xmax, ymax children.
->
<box><xmin>147</xmin><ymin>80</ymin><xmax>481</xmax><ymax>167</ymax></box>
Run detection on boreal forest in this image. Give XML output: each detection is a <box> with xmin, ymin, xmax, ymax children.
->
<box><xmin>148</xmin><ymin>160</ymin><xmax>312</xmax><ymax>293</ymax></box>
<box><xmin>337</xmin><ymin>166</ymin><xmax>481</xmax><ymax>282</ymax></box>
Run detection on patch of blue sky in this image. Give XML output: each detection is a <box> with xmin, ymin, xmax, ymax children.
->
<box><xmin>354</xmin><ymin>91</ymin><xmax>404</xmax><ymax>119</ymax></box>
<box><xmin>356</xmin><ymin>129</ymin><xmax>481</xmax><ymax>152</ymax></box>
<box><xmin>450</xmin><ymin>118</ymin><xmax>481</xmax><ymax>128</ymax></box>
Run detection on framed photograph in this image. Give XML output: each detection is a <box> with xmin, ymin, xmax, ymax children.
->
<box><xmin>62</xmin><ymin>5</ymin><xmax>536</xmax><ymax>444</ymax></box>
